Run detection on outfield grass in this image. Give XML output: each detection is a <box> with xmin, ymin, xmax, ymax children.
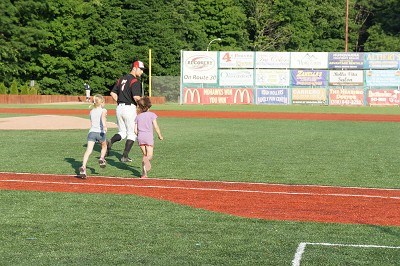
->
<box><xmin>1</xmin><ymin>104</ymin><xmax>400</xmax><ymax>264</ymax></box>
<box><xmin>2</xmin><ymin>102</ymin><xmax>400</xmax><ymax>115</ymax></box>
<box><xmin>0</xmin><ymin>117</ymin><xmax>399</xmax><ymax>188</ymax></box>
<box><xmin>1</xmin><ymin>190</ymin><xmax>399</xmax><ymax>265</ymax></box>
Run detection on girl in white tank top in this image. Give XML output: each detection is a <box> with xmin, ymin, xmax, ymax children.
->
<box><xmin>79</xmin><ymin>94</ymin><xmax>108</xmax><ymax>178</ymax></box>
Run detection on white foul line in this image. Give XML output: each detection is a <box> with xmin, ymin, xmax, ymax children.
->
<box><xmin>292</xmin><ymin>242</ymin><xmax>400</xmax><ymax>266</ymax></box>
<box><xmin>0</xmin><ymin>179</ymin><xmax>399</xmax><ymax>200</ymax></box>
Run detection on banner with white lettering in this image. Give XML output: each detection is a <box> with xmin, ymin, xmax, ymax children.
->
<box><xmin>367</xmin><ymin>89</ymin><xmax>400</xmax><ymax>106</ymax></box>
<box><xmin>329</xmin><ymin>88</ymin><xmax>365</xmax><ymax>106</ymax></box>
<box><xmin>256</xmin><ymin>88</ymin><xmax>289</xmax><ymax>104</ymax></box>
<box><xmin>291</xmin><ymin>70</ymin><xmax>328</xmax><ymax>86</ymax></box>
<box><xmin>183</xmin><ymin>88</ymin><xmax>253</xmax><ymax>104</ymax></box>
<box><xmin>182</xmin><ymin>51</ymin><xmax>218</xmax><ymax>84</ymax></box>
<box><xmin>328</xmin><ymin>52</ymin><xmax>364</xmax><ymax>69</ymax></box>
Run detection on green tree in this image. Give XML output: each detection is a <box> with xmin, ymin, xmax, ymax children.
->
<box><xmin>194</xmin><ymin>0</ymin><xmax>249</xmax><ymax>51</ymax></box>
<box><xmin>1</xmin><ymin>0</ymin><xmax>398</xmax><ymax>96</ymax></box>
<box><xmin>0</xmin><ymin>0</ymin><xmax>20</xmax><ymax>85</ymax></box>
<box><xmin>10</xmin><ymin>80</ymin><xmax>19</xmax><ymax>95</ymax></box>
<box><xmin>355</xmin><ymin>0</ymin><xmax>400</xmax><ymax>51</ymax></box>
<box><xmin>20</xmin><ymin>84</ymin><xmax>29</xmax><ymax>95</ymax></box>
<box><xmin>5</xmin><ymin>1</ymin><xmax>49</xmax><ymax>84</ymax></box>
<box><xmin>29</xmin><ymin>85</ymin><xmax>39</xmax><ymax>95</ymax></box>
<box><xmin>0</xmin><ymin>82</ymin><xmax>7</xmax><ymax>94</ymax></box>
<box><xmin>121</xmin><ymin>0</ymin><xmax>207</xmax><ymax>77</ymax></box>
<box><xmin>243</xmin><ymin>0</ymin><xmax>291</xmax><ymax>51</ymax></box>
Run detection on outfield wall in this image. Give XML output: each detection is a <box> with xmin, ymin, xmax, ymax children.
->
<box><xmin>0</xmin><ymin>95</ymin><xmax>165</xmax><ymax>105</ymax></box>
<box><xmin>180</xmin><ymin>51</ymin><xmax>400</xmax><ymax>106</ymax></box>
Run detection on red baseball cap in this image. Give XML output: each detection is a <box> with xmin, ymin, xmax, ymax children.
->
<box><xmin>132</xmin><ymin>60</ymin><xmax>145</xmax><ymax>69</ymax></box>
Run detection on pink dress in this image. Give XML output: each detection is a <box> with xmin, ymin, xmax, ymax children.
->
<box><xmin>135</xmin><ymin>111</ymin><xmax>158</xmax><ymax>146</ymax></box>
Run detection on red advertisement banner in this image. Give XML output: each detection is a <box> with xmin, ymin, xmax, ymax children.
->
<box><xmin>329</xmin><ymin>88</ymin><xmax>364</xmax><ymax>106</ymax></box>
<box><xmin>366</xmin><ymin>89</ymin><xmax>400</xmax><ymax>106</ymax></box>
<box><xmin>183</xmin><ymin>88</ymin><xmax>253</xmax><ymax>104</ymax></box>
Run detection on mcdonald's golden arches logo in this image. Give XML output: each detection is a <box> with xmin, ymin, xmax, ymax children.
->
<box><xmin>184</xmin><ymin>88</ymin><xmax>201</xmax><ymax>104</ymax></box>
<box><xmin>233</xmin><ymin>89</ymin><xmax>252</xmax><ymax>104</ymax></box>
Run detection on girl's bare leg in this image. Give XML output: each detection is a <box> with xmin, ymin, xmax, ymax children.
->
<box><xmin>140</xmin><ymin>146</ymin><xmax>148</xmax><ymax>177</ymax></box>
<box><xmin>82</xmin><ymin>141</ymin><xmax>95</xmax><ymax>168</ymax></box>
<box><xmin>80</xmin><ymin>141</ymin><xmax>95</xmax><ymax>178</ymax></box>
<box><xmin>99</xmin><ymin>141</ymin><xmax>107</xmax><ymax>160</ymax></box>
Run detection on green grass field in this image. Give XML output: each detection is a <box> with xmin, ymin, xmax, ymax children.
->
<box><xmin>1</xmin><ymin>104</ymin><xmax>399</xmax><ymax>265</ymax></box>
<box><xmin>2</xmin><ymin>102</ymin><xmax>400</xmax><ymax>115</ymax></box>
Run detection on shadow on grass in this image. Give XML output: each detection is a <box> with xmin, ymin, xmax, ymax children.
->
<box><xmin>65</xmin><ymin>143</ymin><xmax>141</xmax><ymax>178</ymax></box>
<box><xmin>369</xmin><ymin>225</ymin><xmax>400</xmax><ymax>238</ymax></box>
<box><xmin>64</xmin><ymin>157</ymin><xmax>97</xmax><ymax>177</ymax></box>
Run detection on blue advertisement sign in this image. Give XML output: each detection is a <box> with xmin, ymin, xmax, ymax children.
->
<box><xmin>365</xmin><ymin>70</ymin><xmax>400</xmax><ymax>87</ymax></box>
<box><xmin>328</xmin><ymin>52</ymin><xmax>364</xmax><ymax>69</ymax></box>
<box><xmin>257</xmin><ymin>88</ymin><xmax>289</xmax><ymax>105</ymax></box>
<box><xmin>291</xmin><ymin>70</ymin><xmax>328</xmax><ymax>86</ymax></box>
<box><xmin>364</xmin><ymin>53</ymin><xmax>400</xmax><ymax>69</ymax></box>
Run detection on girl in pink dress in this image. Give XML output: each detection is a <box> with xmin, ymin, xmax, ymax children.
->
<box><xmin>134</xmin><ymin>97</ymin><xmax>163</xmax><ymax>178</ymax></box>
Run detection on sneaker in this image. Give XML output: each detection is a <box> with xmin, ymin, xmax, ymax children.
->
<box><xmin>120</xmin><ymin>156</ymin><xmax>132</xmax><ymax>163</ymax></box>
<box><xmin>140</xmin><ymin>175</ymin><xmax>148</xmax><ymax>179</ymax></box>
<box><xmin>105</xmin><ymin>140</ymin><xmax>112</xmax><ymax>157</ymax></box>
<box><xmin>98</xmin><ymin>158</ymin><xmax>106</xmax><ymax>168</ymax></box>
<box><xmin>79</xmin><ymin>167</ymin><xmax>87</xmax><ymax>179</ymax></box>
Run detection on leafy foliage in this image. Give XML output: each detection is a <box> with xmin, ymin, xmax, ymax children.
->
<box><xmin>0</xmin><ymin>0</ymin><xmax>398</xmax><ymax>95</ymax></box>
<box><xmin>10</xmin><ymin>80</ymin><xmax>18</xmax><ymax>95</ymax></box>
<box><xmin>0</xmin><ymin>82</ymin><xmax>7</xmax><ymax>94</ymax></box>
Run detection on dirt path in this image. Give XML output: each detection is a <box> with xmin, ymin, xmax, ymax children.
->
<box><xmin>1</xmin><ymin>172</ymin><xmax>399</xmax><ymax>226</ymax></box>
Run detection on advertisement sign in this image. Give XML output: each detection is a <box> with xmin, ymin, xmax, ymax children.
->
<box><xmin>329</xmin><ymin>70</ymin><xmax>364</xmax><ymax>86</ymax></box>
<box><xmin>365</xmin><ymin>70</ymin><xmax>400</xmax><ymax>87</ymax></box>
<box><xmin>183</xmin><ymin>88</ymin><xmax>253</xmax><ymax>104</ymax></box>
<box><xmin>328</xmin><ymin>52</ymin><xmax>364</xmax><ymax>69</ymax></box>
<box><xmin>292</xmin><ymin>88</ymin><xmax>327</xmax><ymax>104</ymax></box>
<box><xmin>364</xmin><ymin>52</ymin><xmax>400</xmax><ymax>69</ymax></box>
<box><xmin>219</xmin><ymin>51</ymin><xmax>254</xmax><ymax>68</ymax></box>
<box><xmin>367</xmin><ymin>89</ymin><xmax>400</xmax><ymax>106</ymax></box>
<box><xmin>219</xmin><ymin>69</ymin><xmax>254</xmax><ymax>86</ymax></box>
<box><xmin>329</xmin><ymin>88</ymin><xmax>364</xmax><ymax>106</ymax></box>
<box><xmin>256</xmin><ymin>88</ymin><xmax>289</xmax><ymax>105</ymax></box>
<box><xmin>182</xmin><ymin>51</ymin><xmax>218</xmax><ymax>84</ymax></box>
<box><xmin>183</xmin><ymin>88</ymin><xmax>202</xmax><ymax>104</ymax></box>
<box><xmin>290</xmin><ymin>52</ymin><xmax>329</xmax><ymax>69</ymax></box>
<box><xmin>255</xmin><ymin>52</ymin><xmax>290</xmax><ymax>69</ymax></box>
<box><xmin>291</xmin><ymin>70</ymin><xmax>328</xmax><ymax>86</ymax></box>
<box><xmin>255</xmin><ymin>69</ymin><xmax>290</xmax><ymax>86</ymax></box>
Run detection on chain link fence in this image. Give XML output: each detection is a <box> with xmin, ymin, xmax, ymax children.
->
<box><xmin>150</xmin><ymin>76</ymin><xmax>180</xmax><ymax>103</ymax></box>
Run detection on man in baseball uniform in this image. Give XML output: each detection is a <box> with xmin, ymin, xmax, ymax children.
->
<box><xmin>107</xmin><ymin>60</ymin><xmax>145</xmax><ymax>162</ymax></box>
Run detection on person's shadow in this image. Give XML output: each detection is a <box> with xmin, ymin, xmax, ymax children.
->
<box><xmin>65</xmin><ymin>144</ymin><xmax>141</xmax><ymax>178</ymax></box>
<box><xmin>64</xmin><ymin>157</ymin><xmax>98</xmax><ymax>178</ymax></box>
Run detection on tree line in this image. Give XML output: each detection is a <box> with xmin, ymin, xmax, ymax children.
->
<box><xmin>0</xmin><ymin>0</ymin><xmax>398</xmax><ymax>96</ymax></box>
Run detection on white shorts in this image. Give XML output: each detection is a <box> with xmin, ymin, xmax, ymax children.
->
<box><xmin>115</xmin><ymin>104</ymin><xmax>137</xmax><ymax>141</ymax></box>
